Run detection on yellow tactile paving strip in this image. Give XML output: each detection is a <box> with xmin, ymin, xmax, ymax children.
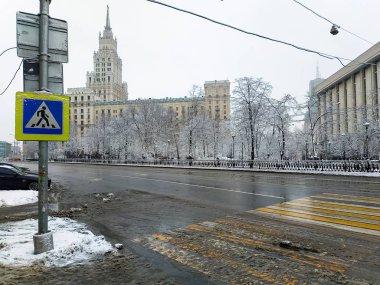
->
<box><xmin>257</xmin><ymin>194</ymin><xmax>380</xmax><ymax>236</ymax></box>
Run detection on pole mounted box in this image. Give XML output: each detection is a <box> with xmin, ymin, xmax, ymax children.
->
<box><xmin>23</xmin><ymin>60</ymin><xmax>64</xmax><ymax>94</ymax></box>
<box><xmin>16</xmin><ymin>11</ymin><xmax>68</xmax><ymax>63</ymax></box>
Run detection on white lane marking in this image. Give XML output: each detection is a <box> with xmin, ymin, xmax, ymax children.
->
<box><xmin>111</xmin><ymin>174</ymin><xmax>284</xmax><ymax>200</ymax></box>
<box><xmin>88</xmin><ymin>177</ymin><xmax>102</xmax><ymax>182</ymax></box>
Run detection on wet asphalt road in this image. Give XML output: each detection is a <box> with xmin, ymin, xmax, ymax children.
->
<box><xmin>43</xmin><ymin>162</ymin><xmax>380</xmax><ymax>211</ymax></box>
<box><xmin>13</xmin><ymin>162</ymin><xmax>380</xmax><ymax>284</ymax></box>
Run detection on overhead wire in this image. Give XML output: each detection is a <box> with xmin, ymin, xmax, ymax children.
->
<box><xmin>292</xmin><ymin>0</ymin><xmax>374</xmax><ymax>45</ymax></box>
<box><xmin>0</xmin><ymin>47</ymin><xmax>16</xmax><ymax>57</ymax></box>
<box><xmin>0</xmin><ymin>59</ymin><xmax>23</xmax><ymax>96</ymax></box>
<box><xmin>146</xmin><ymin>0</ymin><xmax>379</xmax><ymax>68</ymax></box>
<box><xmin>146</xmin><ymin>0</ymin><xmax>347</xmax><ymax>65</ymax></box>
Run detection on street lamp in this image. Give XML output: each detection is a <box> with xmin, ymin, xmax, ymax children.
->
<box><xmin>305</xmin><ymin>140</ymin><xmax>308</xmax><ymax>160</ymax></box>
<box><xmin>330</xmin><ymin>24</ymin><xmax>339</xmax><ymax>35</ymax></box>
<box><xmin>9</xmin><ymin>133</ymin><xmax>16</xmax><ymax>159</ymax></box>
<box><xmin>167</xmin><ymin>139</ymin><xmax>170</xmax><ymax>159</ymax></box>
<box><xmin>327</xmin><ymin>141</ymin><xmax>331</xmax><ymax>160</ymax></box>
<box><xmin>363</xmin><ymin>122</ymin><xmax>370</xmax><ymax>159</ymax></box>
<box><xmin>241</xmin><ymin>142</ymin><xmax>244</xmax><ymax>161</ymax></box>
<box><xmin>231</xmin><ymin>135</ymin><xmax>235</xmax><ymax>159</ymax></box>
<box><xmin>341</xmin><ymin>133</ymin><xmax>346</xmax><ymax>160</ymax></box>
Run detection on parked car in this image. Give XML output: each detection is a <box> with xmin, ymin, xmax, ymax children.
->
<box><xmin>0</xmin><ymin>162</ymin><xmax>31</xmax><ymax>173</ymax></box>
<box><xmin>0</xmin><ymin>165</ymin><xmax>51</xmax><ymax>190</ymax></box>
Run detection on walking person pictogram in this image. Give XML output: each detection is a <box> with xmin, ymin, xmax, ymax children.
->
<box><xmin>31</xmin><ymin>106</ymin><xmax>56</xmax><ymax>128</ymax></box>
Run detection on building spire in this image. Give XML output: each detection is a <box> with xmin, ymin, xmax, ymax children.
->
<box><xmin>105</xmin><ymin>5</ymin><xmax>111</xmax><ymax>31</ymax></box>
<box><xmin>316</xmin><ymin>62</ymin><xmax>321</xmax><ymax>79</ymax></box>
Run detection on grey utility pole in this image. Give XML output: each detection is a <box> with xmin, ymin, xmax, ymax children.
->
<box><xmin>34</xmin><ymin>0</ymin><xmax>54</xmax><ymax>254</ymax></box>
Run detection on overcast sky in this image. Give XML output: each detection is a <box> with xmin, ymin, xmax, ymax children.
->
<box><xmin>1</xmin><ymin>0</ymin><xmax>379</xmax><ymax>143</ymax></box>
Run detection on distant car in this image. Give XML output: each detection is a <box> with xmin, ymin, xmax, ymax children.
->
<box><xmin>0</xmin><ymin>165</ymin><xmax>51</xmax><ymax>190</ymax></box>
<box><xmin>0</xmin><ymin>163</ymin><xmax>31</xmax><ymax>173</ymax></box>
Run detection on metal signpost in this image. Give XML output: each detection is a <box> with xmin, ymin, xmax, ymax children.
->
<box><xmin>16</xmin><ymin>0</ymin><xmax>69</xmax><ymax>254</ymax></box>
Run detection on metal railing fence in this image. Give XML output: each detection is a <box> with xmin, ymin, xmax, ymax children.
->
<box><xmin>53</xmin><ymin>158</ymin><xmax>380</xmax><ymax>173</ymax></box>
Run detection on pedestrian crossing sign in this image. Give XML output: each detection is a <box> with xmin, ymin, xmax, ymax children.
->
<box><xmin>15</xmin><ymin>92</ymin><xmax>70</xmax><ymax>141</ymax></box>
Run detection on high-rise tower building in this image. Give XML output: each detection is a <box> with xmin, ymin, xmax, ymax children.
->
<box><xmin>66</xmin><ymin>6</ymin><xmax>230</xmax><ymax>138</ymax></box>
<box><xmin>86</xmin><ymin>5</ymin><xmax>128</xmax><ymax>102</ymax></box>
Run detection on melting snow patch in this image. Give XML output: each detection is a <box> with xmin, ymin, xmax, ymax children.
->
<box><xmin>0</xmin><ymin>190</ymin><xmax>38</xmax><ymax>207</ymax></box>
<box><xmin>0</xmin><ymin>217</ymin><xmax>112</xmax><ymax>267</ymax></box>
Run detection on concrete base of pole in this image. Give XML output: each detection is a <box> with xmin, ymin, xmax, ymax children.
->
<box><xmin>33</xmin><ymin>232</ymin><xmax>54</xmax><ymax>254</ymax></box>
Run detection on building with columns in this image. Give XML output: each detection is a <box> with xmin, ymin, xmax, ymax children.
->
<box><xmin>67</xmin><ymin>6</ymin><xmax>231</xmax><ymax>137</ymax></box>
<box><xmin>315</xmin><ymin>42</ymin><xmax>380</xmax><ymax>147</ymax></box>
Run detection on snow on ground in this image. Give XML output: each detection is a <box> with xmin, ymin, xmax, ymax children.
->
<box><xmin>0</xmin><ymin>217</ymin><xmax>113</xmax><ymax>267</ymax></box>
<box><xmin>0</xmin><ymin>190</ymin><xmax>38</xmax><ymax>207</ymax></box>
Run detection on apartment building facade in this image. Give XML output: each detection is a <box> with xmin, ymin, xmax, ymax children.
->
<box><xmin>315</xmin><ymin>42</ymin><xmax>380</xmax><ymax>140</ymax></box>
<box><xmin>67</xmin><ymin>7</ymin><xmax>231</xmax><ymax>137</ymax></box>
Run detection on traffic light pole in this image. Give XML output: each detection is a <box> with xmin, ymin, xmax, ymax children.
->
<box><xmin>33</xmin><ymin>0</ymin><xmax>54</xmax><ymax>254</ymax></box>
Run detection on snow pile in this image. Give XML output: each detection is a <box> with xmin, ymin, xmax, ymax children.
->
<box><xmin>0</xmin><ymin>190</ymin><xmax>38</xmax><ymax>207</ymax></box>
<box><xmin>0</xmin><ymin>217</ymin><xmax>113</xmax><ymax>267</ymax></box>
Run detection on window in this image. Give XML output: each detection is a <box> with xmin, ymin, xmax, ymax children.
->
<box><xmin>107</xmin><ymin>68</ymin><xmax>111</xmax><ymax>71</ymax></box>
<box><xmin>81</xmin><ymin>96</ymin><xmax>84</xmax><ymax>101</ymax></box>
<box><xmin>74</xmin><ymin>109</ymin><xmax>77</xmax><ymax>114</ymax></box>
<box><xmin>88</xmin><ymin>96</ymin><xmax>90</xmax><ymax>100</ymax></box>
<box><xmin>74</xmin><ymin>115</ymin><xmax>77</xmax><ymax>119</ymax></box>
<box><xmin>107</xmin><ymin>63</ymin><xmax>111</xmax><ymax>66</ymax></box>
<box><xmin>81</xmin><ymin>109</ymin><xmax>83</xmax><ymax>113</ymax></box>
<box><xmin>75</xmin><ymin>96</ymin><xmax>77</xmax><ymax>101</ymax></box>
<box><xmin>81</xmin><ymin>115</ymin><xmax>84</xmax><ymax>119</ymax></box>
<box><xmin>0</xmin><ymin>168</ymin><xmax>15</xmax><ymax>176</ymax></box>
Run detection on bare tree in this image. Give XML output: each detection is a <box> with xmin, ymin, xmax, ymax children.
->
<box><xmin>233</xmin><ymin>77</ymin><xmax>272</xmax><ymax>164</ymax></box>
<box><xmin>268</xmin><ymin>94</ymin><xmax>297</xmax><ymax>160</ymax></box>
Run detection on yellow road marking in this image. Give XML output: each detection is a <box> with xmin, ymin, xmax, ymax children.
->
<box><xmin>319</xmin><ymin>193</ymin><xmax>380</xmax><ymax>204</ymax></box>
<box><xmin>152</xmin><ymin>232</ymin><xmax>298</xmax><ymax>284</ymax></box>
<box><xmin>274</xmin><ymin>203</ymin><xmax>380</xmax><ymax>222</ymax></box>
<box><xmin>216</xmin><ymin>218</ymin><xmax>277</xmax><ymax>235</ymax></box>
<box><xmin>257</xmin><ymin>207</ymin><xmax>380</xmax><ymax>231</ymax></box>
<box><xmin>294</xmin><ymin>199</ymin><xmax>380</xmax><ymax>214</ymax></box>
<box><xmin>185</xmin><ymin>223</ymin><xmax>346</xmax><ymax>273</ymax></box>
